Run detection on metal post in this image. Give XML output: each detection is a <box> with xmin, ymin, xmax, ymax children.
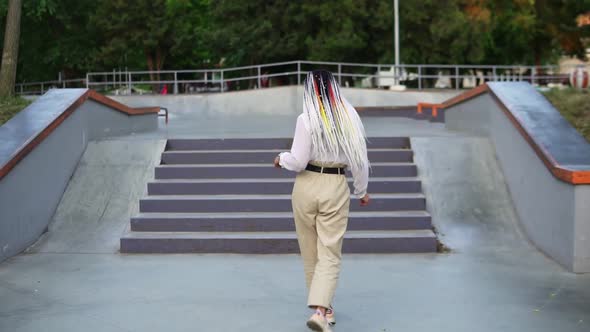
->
<box><xmin>297</xmin><ymin>61</ymin><xmax>301</xmax><ymax>85</ymax></box>
<box><xmin>112</xmin><ymin>69</ymin><xmax>115</xmax><ymax>89</ymax></box>
<box><xmin>20</xmin><ymin>84</ymin><xmax>23</xmax><ymax>94</ymax></box>
<box><xmin>393</xmin><ymin>0</ymin><xmax>400</xmax><ymax>85</ymax></box>
<box><xmin>418</xmin><ymin>65</ymin><xmax>422</xmax><ymax>90</ymax></box>
<box><xmin>531</xmin><ymin>67</ymin><xmax>536</xmax><ymax>85</ymax></box>
<box><xmin>257</xmin><ymin>66</ymin><xmax>261</xmax><ymax>88</ymax></box>
<box><xmin>455</xmin><ymin>66</ymin><xmax>459</xmax><ymax>90</ymax></box>
<box><xmin>221</xmin><ymin>70</ymin><xmax>224</xmax><ymax>92</ymax></box>
<box><xmin>41</xmin><ymin>83</ymin><xmax>44</xmax><ymax>94</ymax></box>
<box><xmin>377</xmin><ymin>64</ymin><xmax>381</xmax><ymax>88</ymax></box>
<box><xmin>173</xmin><ymin>71</ymin><xmax>178</xmax><ymax>94</ymax></box>
<box><xmin>493</xmin><ymin>66</ymin><xmax>497</xmax><ymax>81</ymax></box>
<box><xmin>338</xmin><ymin>64</ymin><xmax>342</xmax><ymax>85</ymax></box>
<box><xmin>128</xmin><ymin>72</ymin><xmax>132</xmax><ymax>93</ymax></box>
<box><xmin>86</xmin><ymin>73</ymin><xmax>89</xmax><ymax>88</ymax></box>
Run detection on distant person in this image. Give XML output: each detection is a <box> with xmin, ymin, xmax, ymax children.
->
<box><xmin>261</xmin><ymin>71</ymin><xmax>269</xmax><ymax>88</ymax></box>
<box><xmin>160</xmin><ymin>84</ymin><xmax>168</xmax><ymax>95</ymax></box>
<box><xmin>274</xmin><ymin>70</ymin><xmax>370</xmax><ymax>332</ymax></box>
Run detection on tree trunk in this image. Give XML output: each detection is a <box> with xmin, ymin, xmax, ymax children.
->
<box><xmin>146</xmin><ymin>50</ymin><xmax>157</xmax><ymax>93</ymax></box>
<box><xmin>155</xmin><ymin>47</ymin><xmax>165</xmax><ymax>82</ymax></box>
<box><xmin>533</xmin><ymin>0</ymin><xmax>545</xmax><ymax>85</ymax></box>
<box><xmin>0</xmin><ymin>0</ymin><xmax>22</xmax><ymax>98</ymax></box>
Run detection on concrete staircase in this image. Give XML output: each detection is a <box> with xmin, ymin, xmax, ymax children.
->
<box><xmin>120</xmin><ymin>137</ymin><xmax>437</xmax><ymax>253</ymax></box>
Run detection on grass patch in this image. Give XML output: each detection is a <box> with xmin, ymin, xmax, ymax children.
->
<box><xmin>0</xmin><ymin>97</ymin><xmax>31</xmax><ymax>126</ymax></box>
<box><xmin>542</xmin><ymin>88</ymin><xmax>590</xmax><ymax>142</ymax></box>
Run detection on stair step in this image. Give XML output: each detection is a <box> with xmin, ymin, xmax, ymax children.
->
<box><xmin>154</xmin><ymin>163</ymin><xmax>417</xmax><ymax>179</ymax></box>
<box><xmin>139</xmin><ymin>193</ymin><xmax>426</xmax><ymax>213</ymax></box>
<box><xmin>161</xmin><ymin>149</ymin><xmax>413</xmax><ymax>164</ymax></box>
<box><xmin>120</xmin><ymin>229</ymin><xmax>437</xmax><ymax>254</ymax></box>
<box><xmin>131</xmin><ymin>211</ymin><xmax>432</xmax><ymax>232</ymax></box>
<box><xmin>121</xmin><ymin>136</ymin><xmax>440</xmax><ymax>255</ymax></box>
<box><xmin>147</xmin><ymin>177</ymin><xmax>422</xmax><ymax>195</ymax></box>
<box><xmin>166</xmin><ymin>137</ymin><xmax>411</xmax><ymax>151</ymax></box>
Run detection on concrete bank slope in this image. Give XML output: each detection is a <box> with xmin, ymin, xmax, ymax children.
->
<box><xmin>0</xmin><ymin>89</ymin><xmax>159</xmax><ymax>263</ymax></box>
<box><xmin>412</xmin><ymin>136</ymin><xmax>526</xmax><ymax>253</ymax></box>
<box><xmin>25</xmin><ymin>140</ymin><xmax>165</xmax><ymax>254</ymax></box>
<box><xmin>444</xmin><ymin>82</ymin><xmax>590</xmax><ymax>272</ymax></box>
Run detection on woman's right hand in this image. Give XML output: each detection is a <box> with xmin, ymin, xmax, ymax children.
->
<box><xmin>360</xmin><ymin>194</ymin><xmax>370</xmax><ymax>206</ymax></box>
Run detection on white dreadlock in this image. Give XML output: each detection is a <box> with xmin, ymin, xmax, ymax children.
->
<box><xmin>303</xmin><ymin>70</ymin><xmax>368</xmax><ymax>173</ymax></box>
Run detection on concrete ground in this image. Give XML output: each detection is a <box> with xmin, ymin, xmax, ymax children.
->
<box><xmin>1</xmin><ymin>101</ymin><xmax>590</xmax><ymax>332</ymax></box>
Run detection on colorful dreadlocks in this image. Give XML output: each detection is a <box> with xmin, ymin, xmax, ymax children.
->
<box><xmin>303</xmin><ymin>70</ymin><xmax>368</xmax><ymax>172</ymax></box>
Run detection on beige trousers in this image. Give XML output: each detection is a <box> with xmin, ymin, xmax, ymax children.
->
<box><xmin>292</xmin><ymin>164</ymin><xmax>350</xmax><ymax>308</ymax></box>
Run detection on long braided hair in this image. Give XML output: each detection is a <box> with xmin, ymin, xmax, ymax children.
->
<box><xmin>303</xmin><ymin>70</ymin><xmax>368</xmax><ymax>172</ymax></box>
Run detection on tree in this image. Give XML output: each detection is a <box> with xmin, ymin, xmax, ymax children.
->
<box><xmin>396</xmin><ymin>0</ymin><xmax>492</xmax><ymax>65</ymax></box>
<box><xmin>20</xmin><ymin>0</ymin><xmax>99</xmax><ymax>82</ymax></box>
<box><xmin>210</xmin><ymin>0</ymin><xmax>305</xmax><ymax>67</ymax></box>
<box><xmin>300</xmin><ymin>0</ymin><xmax>371</xmax><ymax>62</ymax></box>
<box><xmin>91</xmin><ymin>0</ymin><xmax>209</xmax><ymax>86</ymax></box>
<box><xmin>165</xmin><ymin>0</ymin><xmax>211</xmax><ymax>69</ymax></box>
<box><xmin>1</xmin><ymin>0</ymin><xmax>589</xmax><ymax>88</ymax></box>
<box><xmin>91</xmin><ymin>0</ymin><xmax>171</xmax><ymax>82</ymax></box>
<box><xmin>532</xmin><ymin>0</ymin><xmax>590</xmax><ymax>64</ymax></box>
<box><xmin>482</xmin><ymin>0</ymin><xmax>536</xmax><ymax>65</ymax></box>
<box><xmin>0</xmin><ymin>0</ymin><xmax>21</xmax><ymax>97</ymax></box>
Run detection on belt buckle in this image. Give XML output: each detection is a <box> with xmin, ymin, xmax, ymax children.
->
<box><xmin>320</xmin><ymin>166</ymin><xmax>324</xmax><ymax>174</ymax></box>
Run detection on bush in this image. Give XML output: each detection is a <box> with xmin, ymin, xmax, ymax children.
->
<box><xmin>542</xmin><ymin>88</ymin><xmax>590</xmax><ymax>142</ymax></box>
<box><xmin>0</xmin><ymin>97</ymin><xmax>31</xmax><ymax>126</ymax></box>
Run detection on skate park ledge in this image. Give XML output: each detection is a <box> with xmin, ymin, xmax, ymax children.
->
<box><xmin>0</xmin><ymin>89</ymin><xmax>161</xmax><ymax>262</ymax></box>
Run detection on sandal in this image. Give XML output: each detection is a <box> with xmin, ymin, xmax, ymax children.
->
<box><xmin>306</xmin><ymin>309</ymin><xmax>332</xmax><ymax>332</ymax></box>
<box><xmin>325</xmin><ymin>306</ymin><xmax>336</xmax><ymax>326</ymax></box>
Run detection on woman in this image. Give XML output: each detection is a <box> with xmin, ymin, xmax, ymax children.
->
<box><xmin>274</xmin><ymin>70</ymin><xmax>370</xmax><ymax>332</ymax></box>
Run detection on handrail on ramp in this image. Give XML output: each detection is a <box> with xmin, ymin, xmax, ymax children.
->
<box><xmin>417</xmin><ymin>102</ymin><xmax>443</xmax><ymax>118</ymax></box>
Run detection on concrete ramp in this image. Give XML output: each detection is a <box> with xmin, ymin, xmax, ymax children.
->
<box><xmin>0</xmin><ymin>89</ymin><xmax>161</xmax><ymax>262</ymax></box>
<box><xmin>443</xmin><ymin>82</ymin><xmax>590</xmax><ymax>272</ymax></box>
<box><xmin>412</xmin><ymin>136</ymin><xmax>526</xmax><ymax>253</ymax></box>
<box><xmin>26</xmin><ymin>140</ymin><xmax>165</xmax><ymax>254</ymax></box>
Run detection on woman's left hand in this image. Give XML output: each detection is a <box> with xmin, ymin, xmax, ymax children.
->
<box><xmin>273</xmin><ymin>156</ymin><xmax>281</xmax><ymax>168</ymax></box>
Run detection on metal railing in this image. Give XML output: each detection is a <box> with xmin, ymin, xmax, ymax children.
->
<box><xmin>16</xmin><ymin>60</ymin><xmax>589</xmax><ymax>95</ymax></box>
<box><xmin>15</xmin><ymin>78</ymin><xmax>87</xmax><ymax>95</ymax></box>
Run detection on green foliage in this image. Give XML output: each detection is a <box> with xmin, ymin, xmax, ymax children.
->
<box><xmin>0</xmin><ymin>0</ymin><xmax>588</xmax><ymax>83</ymax></box>
<box><xmin>95</xmin><ymin>0</ymin><xmax>210</xmax><ymax>71</ymax></box>
<box><xmin>165</xmin><ymin>0</ymin><xmax>211</xmax><ymax>68</ymax></box>
<box><xmin>0</xmin><ymin>96</ymin><xmax>30</xmax><ymax>125</ymax></box>
<box><xmin>532</xmin><ymin>0</ymin><xmax>590</xmax><ymax>63</ymax></box>
<box><xmin>543</xmin><ymin>88</ymin><xmax>590</xmax><ymax>142</ymax></box>
<box><xmin>209</xmin><ymin>0</ymin><xmax>305</xmax><ymax>66</ymax></box>
<box><xmin>396</xmin><ymin>0</ymin><xmax>491</xmax><ymax>64</ymax></box>
<box><xmin>0</xmin><ymin>0</ymin><xmax>100</xmax><ymax>81</ymax></box>
<box><xmin>208</xmin><ymin>0</ymin><xmax>589</xmax><ymax>67</ymax></box>
<box><xmin>301</xmin><ymin>0</ymin><xmax>372</xmax><ymax>62</ymax></box>
<box><xmin>25</xmin><ymin>1</ymin><xmax>99</xmax><ymax>80</ymax></box>
<box><xmin>1</xmin><ymin>0</ymin><xmax>210</xmax><ymax>82</ymax></box>
<box><xmin>482</xmin><ymin>0</ymin><xmax>536</xmax><ymax>64</ymax></box>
